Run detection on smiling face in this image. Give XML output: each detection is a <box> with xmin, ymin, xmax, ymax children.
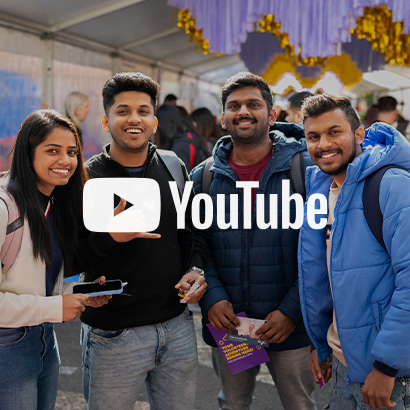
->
<box><xmin>304</xmin><ymin>108</ymin><xmax>364</xmax><ymax>186</ymax></box>
<box><xmin>102</xmin><ymin>91</ymin><xmax>157</xmax><ymax>161</ymax></box>
<box><xmin>221</xmin><ymin>86</ymin><xmax>275</xmax><ymax>147</ymax></box>
<box><xmin>32</xmin><ymin>127</ymin><xmax>78</xmax><ymax>196</ymax></box>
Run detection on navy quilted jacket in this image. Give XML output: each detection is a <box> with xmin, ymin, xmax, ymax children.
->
<box><xmin>190</xmin><ymin>128</ymin><xmax>312</xmax><ymax>351</ymax></box>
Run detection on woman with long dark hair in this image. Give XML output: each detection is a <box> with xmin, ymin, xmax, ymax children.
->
<box><xmin>0</xmin><ymin>109</ymin><xmax>108</xmax><ymax>410</ymax></box>
<box><xmin>190</xmin><ymin>107</ymin><xmax>222</xmax><ymax>152</ymax></box>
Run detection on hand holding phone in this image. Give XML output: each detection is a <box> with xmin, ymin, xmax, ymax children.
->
<box><xmin>73</xmin><ymin>279</ymin><xmax>123</xmax><ymax>297</ymax></box>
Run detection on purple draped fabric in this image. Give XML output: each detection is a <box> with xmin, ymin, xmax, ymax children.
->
<box><xmin>342</xmin><ymin>37</ymin><xmax>386</xmax><ymax>72</ymax></box>
<box><xmin>240</xmin><ymin>32</ymin><xmax>283</xmax><ymax>74</ymax></box>
<box><xmin>168</xmin><ymin>0</ymin><xmax>410</xmax><ymax>57</ymax></box>
<box><xmin>295</xmin><ymin>65</ymin><xmax>323</xmax><ymax>78</ymax></box>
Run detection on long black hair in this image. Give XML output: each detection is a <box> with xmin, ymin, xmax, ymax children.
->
<box><xmin>7</xmin><ymin>109</ymin><xmax>87</xmax><ymax>276</ymax></box>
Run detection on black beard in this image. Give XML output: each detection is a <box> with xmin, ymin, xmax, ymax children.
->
<box><xmin>225</xmin><ymin>117</ymin><xmax>270</xmax><ymax>148</ymax></box>
<box><xmin>317</xmin><ymin>140</ymin><xmax>357</xmax><ymax>176</ymax></box>
<box><xmin>110</xmin><ymin>128</ymin><xmax>149</xmax><ymax>154</ymax></box>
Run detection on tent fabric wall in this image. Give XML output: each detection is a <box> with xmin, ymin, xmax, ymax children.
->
<box><xmin>0</xmin><ymin>24</ymin><xmax>222</xmax><ymax>163</ymax></box>
<box><xmin>53</xmin><ymin>59</ymin><xmax>111</xmax><ymax>160</ymax></box>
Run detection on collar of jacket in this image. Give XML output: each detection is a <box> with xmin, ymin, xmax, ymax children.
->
<box><xmin>100</xmin><ymin>142</ymin><xmax>157</xmax><ymax>173</ymax></box>
<box><xmin>212</xmin><ymin>130</ymin><xmax>307</xmax><ymax>179</ymax></box>
<box><xmin>305</xmin><ymin>122</ymin><xmax>410</xmax><ymax>199</ymax></box>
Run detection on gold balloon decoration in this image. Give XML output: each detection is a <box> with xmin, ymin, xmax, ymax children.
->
<box><xmin>177</xmin><ymin>9</ymin><xmax>210</xmax><ymax>54</ymax></box>
<box><xmin>262</xmin><ymin>53</ymin><xmax>362</xmax><ymax>89</ymax></box>
<box><xmin>177</xmin><ymin>9</ymin><xmax>225</xmax><ymax>55</ymax></box>
<box><xmin>262</xmin><ymin>54</ymin><xmax>296</xmax><ymax>86</ymax></box>
<box><xmin>174</xmin><ymin>4</ymin><xmax>410</xmax><ymax>90</ymax></box>
<box><xmin>323</xmin><ymin>54</ymin><xmax>363</xmax><ymax>87</ymax></box>
<box><xmin>353</xmin><ymin>5</ymin><xmax>410</xmax><ymax>66</ymax></box>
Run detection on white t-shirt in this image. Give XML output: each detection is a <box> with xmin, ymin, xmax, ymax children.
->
<box><xmin>325</xmin><ymin>182</ymin><xmax>347</xmax><ymax>366</ymax></box>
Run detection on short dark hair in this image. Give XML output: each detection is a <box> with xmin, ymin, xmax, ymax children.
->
<box><xmin>378</xmin><ymin>96</ymin><xmax>397</xmax><ymax>113</ymax></box>
<box><xmin>302</xmin><ymin>94</ymin><xmax>361</xmax><ymax>133</ymax></box>
<box><xmin>102</xmin><ymin>72</ymin><xmax>159</xmax><ymax>114</ymax></box>
<box><xmin>164</xmin><ymin>94</ymin><xmax>177</xmax><ymax>102</ymax></box>
<box><xmin>221</xmin><ymin>72</ymin><xmax>273</xmax><ymax>113</ymax></box>
<box><xmin>288</xmin><ymin>91</ymin><xmax>313</xmax><ymax>110</ymax></box>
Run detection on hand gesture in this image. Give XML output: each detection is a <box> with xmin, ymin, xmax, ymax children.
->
<box><xmin>175</xmin><ymin>270</ymin><xmax>207</xmax><ymax>304</ymax></box>
<box><xmin>255</xmin><ymin>310</ymin><xmax>296</xmax><ymax>344</ymax></box>
<box><xmin>109</xmin><ymin>198</ymin><xmax>161</xmax><ymax>242</ymax></box>
<box><xmin>310</xmin><ymin>349</ymin><xmax>332</xmax><ymax>385</ymax></box>
<box><xmin>207</xmin><ymin>300</ymin><xmax>240</xmax><ymax>331</ymax></box>
<box><xmin>87</xmin><ymin>276</ymin><xmax>112</xmax><ymax>308</ymax></box>
<box><xmin>362</xmin><ymin>368</ymin><xmax>396</xmax><ymax>409</ymax></box>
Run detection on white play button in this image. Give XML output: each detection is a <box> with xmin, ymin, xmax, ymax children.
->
<box><xmin>83</xmin><ymin>178</ymin><xmax>161</xmax><ymax>233</ymax></box>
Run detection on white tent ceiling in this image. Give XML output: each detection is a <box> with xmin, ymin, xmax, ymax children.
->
<box><xmin>0</xmin><ymin>0</ymin><xmax>246</xmax><ymax>83</ymax></box>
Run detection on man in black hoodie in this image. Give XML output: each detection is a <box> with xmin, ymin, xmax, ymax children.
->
<box><xmin>75</xmin><ymin>72</ymin><xmax>207</xmax><ymax>410</ymax></box>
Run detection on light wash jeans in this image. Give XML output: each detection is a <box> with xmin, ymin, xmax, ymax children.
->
<box><xmin>0</xmin><ymin>323</ymin><xmax>60</xmax><ymax>410</ymax></box>
<box><xmin>81</xmin><ymin>307</ymin><xmax>198</xmax><ymax>410</ymax></box>
<box><xmin>330</xmin><ymin>356</ymin><xmax>410</xmax><ymax>409</ymax></box>
<box><xmin>212</xmin><ymin>345</ymin><xmax>316</xmax><ymax>410</ymax></box>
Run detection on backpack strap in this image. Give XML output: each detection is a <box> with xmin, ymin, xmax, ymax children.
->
<box><xmin>0</xmin><ymin>188</ymin><xmax>24</xmax><ymax>272</ymax></box>
<box><xmin>363</xmin><ymin>164</ymin><xmax>406</xmax><ymax>251</ymax></box>
<box><xmin>157</xmin><ymin>149</ymin><xmax>185</xmax><ymax>195</ymax></box>
<box><xmin>201</xmin><ymin>156</ymin><xmax>215</xmax><ymax>195</ymax></box>
<box><xmin>287</xmin><ymin>151</ymin><xmax>306</xmax><ymax>201</ymax></box>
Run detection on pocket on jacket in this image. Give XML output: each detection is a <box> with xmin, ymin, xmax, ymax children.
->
<box><xmin>0</xmin><ymin>327</ymin><xmax>28</xmax><ymax>347</ymax></box>
<box><xmin>371</xmin><ymin>303</ymin><xmax>383</xmax><ymax>332</ymax></box>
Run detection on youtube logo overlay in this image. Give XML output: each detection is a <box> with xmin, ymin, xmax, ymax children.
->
<box><xmin>83</xmin><ymin>178</ymin><xmax>161</xmax><ymax>233</ymax></box>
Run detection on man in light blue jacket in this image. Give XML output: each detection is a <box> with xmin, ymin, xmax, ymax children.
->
<box><xmin>299</xmin><ymin>94</ymin><xmax>410</xmax><ymax>410</ymax></box>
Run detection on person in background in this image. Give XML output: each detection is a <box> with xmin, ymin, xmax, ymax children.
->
<box><xmin>365</xmin><ymin>104</ymin><xmax>379</xmax><ymax>128</ymax></box>
<box><xmin>191</xmin><ymin>107</ymin><xmax>222</xmax><ymax>152</ymax></box>
<box><xmin>157</xmin><ymin>104</ymin><xmax>210</xmax><ymax>172</ymax></box>
<box><xmin>376</xmin><ymin>96</ymin><xmax>399</xmax><ymax>126</ymax></box>
<box><xmin>163</xmin><ymin>93</ymin><xmax>177</xmax><ymax>105</ymax></box>
<box><xmin>286</xmin><ymin>91</ymin><xmax>313</xmax><ymax>127</ymax></box>
<box><xmin>273</xmin><ymin>100</ymin><xmax>288</xmax><ymax>122</ymax></box>
<box><xmin>0</xmin><ymin>109</ymin><xmax>108</xmax><ymax>410</ymax></box>
<box><xmin>64</xmin><ymin>91</ymin><xmax>90</xmax><ymax>145</ymax></box>
<box><xmin>177</xmin><ymin>105</ymin><xmax>191</xmax><ymax>120</ymax></box>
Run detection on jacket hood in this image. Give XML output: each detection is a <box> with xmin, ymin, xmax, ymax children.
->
<box><xmin>306</xmin><ymin>122</ymin><xmax>410</xmax><ymax>193</ymax></box>
<box><xmin>213</xmin><ymin>127</ymin><xmax>307</xmax><ymax>176</ymax></box>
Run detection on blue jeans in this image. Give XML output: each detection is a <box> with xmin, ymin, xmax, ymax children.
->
<box><xmin>81</xmin><ymin>307</ymin><xmax>198</xmax><ymax>410</ymax></box>
<box><xmin>330</xmin><ymin>356</ymin><xmax>410</xmax><ymax>409</ymax></box>
<box><xmin>0</xmin><ymin>323</ymin><xmax>60</xmax><ymax>410</ymax></box>
<box><xmin>212</xmin><ymin>345</ymin><xmax>316</xmax><ymax>410</ymax></box>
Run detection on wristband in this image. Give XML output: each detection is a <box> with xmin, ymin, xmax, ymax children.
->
<box><xmin>188</xmin><ymin>266</ymin><xmax>204</xmax><ymax>276</ymax></box>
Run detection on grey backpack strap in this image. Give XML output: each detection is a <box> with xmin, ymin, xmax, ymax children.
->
<box><xmin>287</xmin><ymin>151</ymin><xmax>306</xmax><ymax>201</ymax></box>
<box><xmin>157</xmin><ymin>149</ymin><xmax>185</xmax><ymax>195</ymax></box>
<box><xmin>201</xmin><ymin>156</ymin><xmax>214</xmax><ymax>194</ymax></box>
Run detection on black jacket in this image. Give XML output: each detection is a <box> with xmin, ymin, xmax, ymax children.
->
<box><xmin>75</xmin><ymin>143</ymin><xmax>207</xmax><ymax>330</ymax></box>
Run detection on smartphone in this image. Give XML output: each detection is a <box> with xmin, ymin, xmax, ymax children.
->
<box><xmin>73</xmin><ymin>280</ymin><xmax>123</xmax><ymax>297</ymax></box>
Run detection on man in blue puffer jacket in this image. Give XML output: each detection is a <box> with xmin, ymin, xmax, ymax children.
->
<box><xmin>299</xmin><ymin>94</ymin><xmax>410</xmax><ymax>410</ymax></box>
<box><xmin>190</xmin><ymin>72</ymin><xmax>316</xmax><ymax>410</ymax></box>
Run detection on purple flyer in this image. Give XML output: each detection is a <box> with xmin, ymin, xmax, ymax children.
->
<box><xmin>207</xmin><ymin>313</ymin><xmax>270</xmax><ymax>375</ymax></box>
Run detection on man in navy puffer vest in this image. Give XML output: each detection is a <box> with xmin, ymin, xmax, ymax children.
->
<box><xmin>299</xmin><ymin>94</ymin><xmax>410</xmax><ymax>410</ymax></box>
<box><xmin>190</xmin><ymin>72</ymin><xmax>316</xmax><ymax>410</ymax></box>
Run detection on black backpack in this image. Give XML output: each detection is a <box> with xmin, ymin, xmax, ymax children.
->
<box><xmin>363</xmin><ymin>165</ymin><xmax>407</xmax><ymax>251</ymax></box>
